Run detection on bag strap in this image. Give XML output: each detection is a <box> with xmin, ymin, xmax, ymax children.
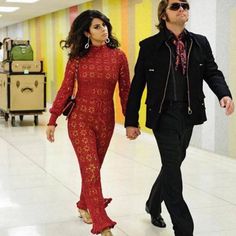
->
<box><xmin>71</xmin><ymin>59</ymin><xmax>79</xmax><ymax>99</ymax></box>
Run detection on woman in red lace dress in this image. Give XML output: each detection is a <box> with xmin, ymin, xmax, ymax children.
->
<box><xmin>46</xmin><ymin>10</ymin><xmax>130</xmax><ymax>236</ymax></box>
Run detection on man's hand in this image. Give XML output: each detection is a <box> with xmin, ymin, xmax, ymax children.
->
<box><xmin>220</xmin><ymin>96</ymin><xmax>234</xmax><ymax>115</ymax></box>
<box><xmin>126</xmin><ymin>126</ymin><xmax>141</xmax><ymax>140</ymax></box>
<box><xmin>46</xmin><ymin>125</ymin><xmax>56</xmax><ymax>142</ymax></box>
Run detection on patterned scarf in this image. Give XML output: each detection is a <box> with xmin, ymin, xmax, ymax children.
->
<box><xmin>173</xmin><ymin>33</ymin><xmax>187</xmax><ymax>75</ymax></box>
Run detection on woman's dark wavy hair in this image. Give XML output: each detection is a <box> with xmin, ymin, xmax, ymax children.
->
<box><xmin>60</xmin><ymin>10</ymin><xmax>119</xmax><ymax>58</ymax></box>
<box><xmin>157</xmin><ymin>0</ymin><xmax>188</xmax><ymax>30</ymax></box>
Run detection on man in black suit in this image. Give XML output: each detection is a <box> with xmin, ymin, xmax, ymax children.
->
<box><xmin>125</xmin><ymin>0</ymin><xmax>234</xmax><ymax>235</ymax></box>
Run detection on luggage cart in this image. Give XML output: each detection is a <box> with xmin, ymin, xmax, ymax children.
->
<box><xmin>0</xmin><ymin>72</ymin><xmax>46</xmax><ymax>126</ymax></box>
<box><xmin>3</xmin><ymin>111</ymin><xmax>42</xmax><ymax>126</ymax></box>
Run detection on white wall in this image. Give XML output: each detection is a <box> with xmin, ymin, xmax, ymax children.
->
<box><xmin>187</xmin><ymin>0</ymin><xmax>218</xmax><ymax>152</ymax></box>
<box><xmin>187</xmin><ymin>0</ymin><xmax>236</xmax><ymax>157</ymax></box>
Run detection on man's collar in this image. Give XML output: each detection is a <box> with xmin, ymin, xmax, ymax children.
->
<box><xmin>164</xmin><ymin>28</ymin><xmax>190</xmax><ymax>41</ymax></box>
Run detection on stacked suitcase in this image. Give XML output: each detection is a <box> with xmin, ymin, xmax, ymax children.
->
<box><xmin>0</xmin><ymin>39</ymin><xmax>46</xmax><ymax>126</ymax></box>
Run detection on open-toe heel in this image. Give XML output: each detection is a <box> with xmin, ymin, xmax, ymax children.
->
<box><xmin>101</xmin><ymin>228</ymin><xmax>113</xmax><ymax>236</ymax></box>
<box><xmin>78</xmin><ymin>208</ymin><xmax>92</xmax><ymax>224</ymax></box>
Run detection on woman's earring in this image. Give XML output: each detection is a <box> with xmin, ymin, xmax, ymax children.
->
<box><xmin>85</xmin><ymin>37</ymin><xmax>90</xmax><ymax>49</ymax></box>
<box><xmin>105</xmin><ymin>38</ymin><xmax>110</xmax><ymax>44</ymax></box>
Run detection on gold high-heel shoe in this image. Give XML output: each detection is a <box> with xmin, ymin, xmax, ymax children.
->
<box><xmin>101</xmin><ymin>228</ymin><xmax>113</xmax><ymax>236</ymax></box>
<box><xmin>78</xmin><ymin>208</ymin><xmax>92</xmax><ymax>224</ymax></box>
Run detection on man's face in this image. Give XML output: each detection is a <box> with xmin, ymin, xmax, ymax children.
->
<box><xmin>164</xmin><ymin>0</ymin><xmax>189</xmax><ymax>27</ymax></box>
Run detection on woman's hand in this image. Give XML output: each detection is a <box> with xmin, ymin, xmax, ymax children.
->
<box><xmin>46</xmin><ymin>125</ymin><xmax>56</xmax><ymax>142</ymax></box>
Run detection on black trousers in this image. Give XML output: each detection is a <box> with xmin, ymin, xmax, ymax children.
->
<box><xmin>146</xmin><ymin>102</ymin><xmax>194</xmax><ymax>236</ymax></box>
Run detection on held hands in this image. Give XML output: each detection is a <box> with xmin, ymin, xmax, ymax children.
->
<box><xmin>126</xmin><ymin>126</ymin><xmax>141</xmax><ymax>140</ymax></box>
<box><xmin>46</xmin><ymin>125</ymin><xmax>56</xmax><ymax>142</ymax></box>
<box><xmin>220</xmin><ymin>96</ymin><xmax>234</xmax><ymax>115</ymax></box>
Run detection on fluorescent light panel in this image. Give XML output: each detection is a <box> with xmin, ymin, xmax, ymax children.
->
<box><xmin>6</xmin><ymin>0</ymin><xmax>39</xmax><ymax>3</ymax></box>
<box><xmin>0</xmin><ymin>6</ymin><xmax>19</xmax><ymax>12</ymax></box>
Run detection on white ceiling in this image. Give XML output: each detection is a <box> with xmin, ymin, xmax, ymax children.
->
<box><xmin>0</xmin><ymin>0</ymin><xmax>88</xmax><ymax>28</ymax></box>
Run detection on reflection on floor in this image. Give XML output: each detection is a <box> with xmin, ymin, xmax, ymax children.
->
<box><xmin>1</xmin><ymin>112</ymin><xmax>236</xmax><ymax>236</ymax></box>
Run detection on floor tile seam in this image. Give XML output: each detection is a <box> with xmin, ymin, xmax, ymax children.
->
<box><xmin>0</xmin><ymin>184</ymin><xmax>72</xmax><ymax>192</ymax></box>
<box><xmin>0</xmin><ymin>137</ymin><xmax>80</xmax><ymax>200</ymax></box>
<box><xmin>110</xmin><ymin>192</ymin><xmax>148</xmax><ymax>198</ymax></box>
<box><xmin>114</xmin><ymin>126</ymin><xmax>236</xmax><ymax>167</ymax></box>
<box><xmin>115</xmin><ymin>125</ymin><xmax>236</xmax><ymax>165</ymax></box>
<box><xmin>0</xmin><ymin>222</ymin><xmax>130</xmax><ymax>236</ymax></box>
<box><xmin>115</xmin><ymin>225</ymin><xmax>137</xmax><ymax>236</ymax></box>
<box><xmin>188</xmin><ymin>147</ymin><xmax>236</xmax><ymax>165</ymax></box>
<box><xmin>109</xmin><ymin>149</ymin><xmax>159</xmax><ymax>171</ymax></box>
<box><xmin>189</xmin><ymin>204</ymin><xmax>232</xmax><ymax>210</ymax></box>
<box><xmin>113</xmin><ymin>212</ymin><xmax>147</xmax><ymax>218</ymax></box>
<box><xmin>0</xmin><ymin>201</ymin><xmax>75</xmax><ymax>210</ymax></box>
<box><xmin>185</xmin><ymin>183</ymin><xmax>236</xmax><ymax>206</ymax></box>
<box><xmin>195</xmin><ymin>226</ymin><xmax>236</xmax><ymax>235</ymax></box>
<box><xmin>0</xmin><ymin>214</ymin><xmax>131</xmax><ymax>236</ymax></box>
<box><xmin>0</xmin><ymin>218</ymin><xmax>84</xmax><ymax>231</ymax></box>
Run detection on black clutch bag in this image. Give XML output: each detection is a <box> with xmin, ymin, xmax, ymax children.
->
<box><xmin>62</xmin><ymin>96</ymin><xmax>76</xmax><ymax>117</ymax></box>
<box><xmin>62</xmin><ymin>60</ymin><xmax>79</xmax><ymax>119</ymax></box>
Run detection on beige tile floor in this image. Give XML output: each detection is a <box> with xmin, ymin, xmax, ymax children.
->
<box><xmin>1</xmin><ymin>111</ymin><xmax>236</xmax><ymax>236</ymax></box>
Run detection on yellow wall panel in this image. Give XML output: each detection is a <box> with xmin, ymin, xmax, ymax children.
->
<box><xmin>104</xmin><ymin>0</ymin><xmax>123</xmax><ymax>122</ymax></box>
<box><xmin>80</xmin><ymin>1</ymin><xmax>93</xmax><ymax>11</ymax></box>
<box><xmin>135</xmin><ymin>0</ymin><xmax>152</xmax><ymax>131</ymax></box>
<box><xmin>43</xmin><ymin>14</ymin><xmax>54</xmax><ymax>101</ymax></box>
<box><xmin>53</xmin><ymin>10</ymin><xmax>69</xmax><ymax>88</ymax></box>
<box><xmin>135</xmin><ymin>0</ymin><xmax>152</xmax><ymax>55</ymax></box>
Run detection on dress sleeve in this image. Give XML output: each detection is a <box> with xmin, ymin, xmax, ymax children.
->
<box><xmin>48</xmin><ymin>58</ymin><xmax>77</xmax><ymax>126</ymax></box>
<box><xmin>118</xmin><ymin>50</ymin><xmax>130</xmax><ymax>116</ymax></box>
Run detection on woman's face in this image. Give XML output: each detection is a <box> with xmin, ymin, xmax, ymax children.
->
<box><xmin>86</xmin><ymin>18</ymin><xmax>109</xmax><ymax>46</ymax></box>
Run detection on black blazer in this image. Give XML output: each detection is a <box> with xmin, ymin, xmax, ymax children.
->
<box><xmin>125</xmin><ymin>29</ymin><xmax>232</xmax><ymax>129</ymax></box>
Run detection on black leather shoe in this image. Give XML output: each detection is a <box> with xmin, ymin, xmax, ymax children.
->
<box><xmin>145</xmin><ymin>204</ymin><xmax>166</xmax><ymax>228</ymax></box>
<box><xmin>151</xmin><ymin>215</ymin><xmax>166</xmax><ymax>228</ymax></box>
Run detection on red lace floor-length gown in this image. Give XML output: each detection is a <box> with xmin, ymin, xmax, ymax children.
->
<box><xmin>48</xmin><ymin>44</ymin><xmax>130</xmax><ymax>234</ymax></box>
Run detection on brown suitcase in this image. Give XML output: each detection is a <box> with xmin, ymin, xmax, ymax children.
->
<box><xmin>0</xmin><ymin>73</ymin><xmax>46</xmax><ymax>111</ymax></box>
<box><xmin>2</xmin><ymin>60</ymin><xmax>43</xmax><ymax>73</ymax></box>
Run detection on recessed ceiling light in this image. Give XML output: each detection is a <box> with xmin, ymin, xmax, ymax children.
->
<box><xmin>6</xmin><ymin>0</ymin><xmax>39</xmax><ymax>3</ymax></box>
<box><xmin>0</xmin><ymin>7</ymin><xmax>19</xmax><ymax>12</ymax></box>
